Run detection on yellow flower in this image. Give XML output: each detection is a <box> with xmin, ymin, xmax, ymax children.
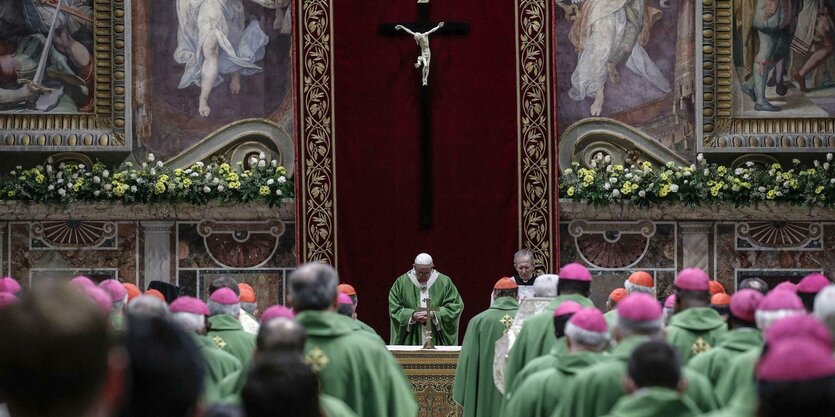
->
<box><xmin>659</xmin><ymin>185</ymin><xmax>670</xmax><ymax>197</ymax></box>
<box><xmin>259</xmin><ymin>186</ymin><xmax>270</xmax><ymax>196</ymax></box>
<box><xmin>219</xmin><ymin>163</ymin><xmax>231</xmax><ymax>174</ymax></box>
<box><xmin>73</xmin><ymin>178</ymin><xmax>84</xmax><ymax>191</ymax></box>
<box><xmin>113</xmin><ymin>183</ymin><xmax>128</xmax><ymax>197</ymax></box>
<box><xmin>174</xmin><ymin>169</ymin><xmax>184</xmax><ymax>176</ymax></box>
<box><xmin>816</xmin><ymin>186</ymin><xmax>825</xmax><ymax>194</ymax></box>
<box><xmin>182</xmin><ymin>178</ymin><xmax>192</xmax><ymax>187</ymax></box>
<box><xmin>277</xmin><ymin>166</ymin><xmax>287</xmax><ymax>175</ymax></box>
<box><xmin>155</xmin><ymin>182</ymin><xmax>166</xmax><ymax>194</ymax></box>
<box><xmin>228</xmin><ymin>181</ymin><xmax>241</xmax><ymax>189</ymax></box>
<box><xmin>7</xmin><ymin>191</ymin><xmax>15</xmax><ymax>197</ymax></box>
<box><xmin>158</xmin><ymin>174</ymin><xmax>169</xmax><ymax>183</ymax></box>
<box><xmin>226</xmin><ymin>172</ymin><xmax>239</xmax><ymax>182</ymax></box>
<box><xmin>621</xmin><ymin>181</ymin><xmax>635</xmax><ymax>195</ymax></box>
<box><xmin>767</xmin><ymin>190</ymin><xmax>777</xmax><ymax>199</ymax></box>
<box><xmin>35</xmin><ymin>174</ymin><xmax>45</xmax><ymax>184</ymax></box>
<box><xmin>567</xmin><ymin>186</ymin><xmax>575</xmax><ymax>197</ymax></box>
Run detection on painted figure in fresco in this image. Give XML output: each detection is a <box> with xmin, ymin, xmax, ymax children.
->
<box><xmin>0</xmin><ymin>0</ymin><xmax>94</xmax><ymax>112</ymax></box>
<box><xmin>174</xmin><ymin>0</ymin><xmax>270</xmax><ymax>118</ymax></box>
<box><xmin>791</xmin><ymin>0</ymin><xmax>835</xmax><ymax>91</ymax></box>
<box><xmin>567</xmin><ymin>0</ymin><xmax>671</xmax><ymax>116</ymax></box>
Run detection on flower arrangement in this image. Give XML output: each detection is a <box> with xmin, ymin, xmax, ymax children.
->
<box><xmin>0</xmin><ymin>153</ymin><xmax>293</xmax><ymax>206</ymax></box>
<box><xmin>560</xmin><ymin>153</ymin><xmax>835</xmax><ymax>208</ymax></box>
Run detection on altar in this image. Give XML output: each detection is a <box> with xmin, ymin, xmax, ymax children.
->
<box><xmin>388</xmin><ymin>345</ymin><xmax>463</xmax><ymax>417</ymax></box>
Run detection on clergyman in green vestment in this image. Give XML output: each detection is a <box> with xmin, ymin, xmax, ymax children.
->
<box><xmin>291</xmin><ymin>263</ymin><xmax>418</xmax><ymax>417</ymax></box>
<box><xmin>206</xmin><ymin>288</ymin><xmax>257</xmax><ymax>369</ymax></box>
<box><xmin>453</xmin><ymin>277</ymin><xmax>521</xmax><ymax>417</ymax></box>
<box><xmin>666</xmin><ymin>268</ymin><xmax>727</xmax><ymax>363</ymax></box>
<box><xmin>389</xmin><ymin>253</ymin><xmax>464</xmax><ymax>345</ymax></box>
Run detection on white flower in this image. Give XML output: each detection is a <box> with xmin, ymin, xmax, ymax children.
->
<box><xmin>734</xmin><ymin>168</ymin><xmax>744</xmax><ymax>175</ymax></box>
<box><xmin>58</xmin><ymin>188</ymin><xmax>66</xmax><ymax>196</ymax></box>
<box><xmin>249</xmin><ymin>156</ymin><xmax>259</xmax><ymax>166</ymax></box>
<box><xmin>185</xmin><ymin>169</ymin><xmax>192</xmax><ymax>174</ymax></box>
<box><xmin>275</xmin><ymin>189</ymin><xmax>283</xmax><ymax>196</ymax></box>
<box><xmin>696</xmin><ymin>153</ymin><xmax>704</xmax><ymax>161</ymax></box>
<box><xmin>815</xmin><ymin>160</ymin><xmax>821</xmax><ymax>167</ymax></box>
<box><xmin>150</xmin><ymin>168</ymin><xmax>156</xmax><ymax>176</ymax></box>
<box><xmin>93</xmin><ymin>190</ymin><xmax>100</xmax><ymax>197</ymax></box>
<box><xmin>776</xmin><ymin>191</ymin><xmax>783</xmax><ymax>197</ymax></box>
<box><xmin>93</xmin><ymin>176</ymin><xmax>101</xmax><ymax>184</ymax></box>
<box><xmin>683</xmin><ymin>170</ymin><xmax>692</xmax><ymax>177</ymax></box>
<box><xmin>690</xmin><ymin>164</ymin><xmax>697</xmax><ymax>170</ymax></box>
<box><xmin>825</xmin><ymin>163</ymin><xmax>831</xmax><ymax>170</ymax></box>
<box><xmin>203</xmin><ymin>186</ymin><xmax>211</xmax><ymax>193</ymax></box>
<box><xmin>9</xmin><ymin>170</ymin><xmax>15</xmax><ymax>175</ymax></box>
<box><xmin>46</xmin><ymin>157</ymin><xmax>53</xmax><ymax>164</ymax></box>
<box><xmin>191</xmin><ymin>173</ymin><xmax>199</xmax><ymax>177</ymax></box>
<box><xmin>683</xmin><ymin>180</ymin><xmax>689</xmax><ymax>184</ymax></box>
<box><xmin>271</xmin><ymin>160</ymin><xmax>278</xmax><ymax>168</ymax></box>
<box><xmin>277</xmin><ymin>176</ymin><xmax>287</xmax><ymax>184</ymax></box>
<box><xmin>604</xmin><ymin>155</ymin><xmax>611</xmax><ymax>163</ymax></box>
<box><xmin>611</xmin><ymin>189</ymin><xmax>621</xmax><ymax>198</ymax></box>
<box><xmin>746</xmin><ymin>161</ymin><xmax>754</xmax><ymax>167</ymax></box>
<box><xmin>72</xmin><ymin>173</ymin><xmax>78</xmax><ymax>180</ymax></box>
<box><xmin>783</xmin><ymin>181</ymin><xmax>791</xmax><ymax>188</ymax></box>
<box><xmin>776</xmin><ymin>175</ymin><xmax>783</xmax><ymax>182</ymax></box>
<box><xmin>157</xmin><ymin>161</ymin><xmax>164</xmax><ymax>168</ymax></box>
<box><xmin>604</xmin><ymin>182</ymin><xmax>611</xmax><ymax>190</ymax></box>
<box><xmin>46</xmin><ymin>165</ymin><xmax>53</xmax><ymax>173</ymax></box>
<box><xmin>148</xmin><ymin>153</ymin><xmax>155</xmax><ymax>162</ymax></box>
<box><xmin>258</xmin><ymin>160</ymin><xmax>266</xmax><ymax>168</ymax></box>
<box><xmin>104</xmin><ymin>184</ymin><xmax>112</xmax><ymax>191</ymax></box>
<box><xmin>56</xmin><ymin>178</ymin><xmax>64</xmax><ymax>184</ymax></box>
<box><xmin>595</xmin><ymin>152</ymin><xmax>604</xmax><ymax>160</ymax></box>
<box><xmin>828</xmin><ymin>153</ymin><xmax>833</xmax><ymax>161</ymax></box>
<box><xmin>78</xmin><ymin>164</ymin><xmax>86</xmax><ymax>170</ymax></box>
<box><xmin>102</xmin><ymin>170</ymin><xmax>109</xmax><ymax>178</ymax></box>
<box><xmin>638</xmin><ymin>190</ymin><xmax>646</xmax><ymax>197</ymax></box>
<box><xmin>15</xmin><ymin>165</ymin><xmax>21</xmax><ymax>170</ymax></box>
<box><xmin>625</xmin><ymin>172</ymin><xmax>633</xmax><ymax>179</ymax></box>
<box><xmin>213</xmin><ymin>177</ymin><xmax>220</xmax><ymax>184</ymax></box>
<box><xmin>590</xmin><ymin>161</ymin><xmax>597</xmax><ymax>169</ymax></box>
<box><xmin>564</xmin><ymin>168</ymin><xmax>573</xmax><ymax>175</ymax></box>
<box><xmin>743</xmin><ymin>174</ymin><xmax>750</xmax><ymax>180</ymax></box>
<box><xmin>758</xmin><ymin>186</ymin><xmax>767</xmax><ymax>192</ymax></box>
<box><xmin>259</xmin><ymin>152</ymin><xmax>266</xmax><ymax>160</ymax></box>
<box><xmin>670</xmin><ymin>184</ymin><xmax>679</xmax><ymax>192</ymax></box>
<box><xmin>217</xmin><ymin>185</ymin><xmax>225</xmax><ymax>192</ymax></box>
<box><xmin>196</xmin><ymin>161</ymin><xmax>204</xmax><ymax>167</ymax></box>
<box><xmin>831</xmin><ymin>178</ymin><xmax>835</xmax><ymax>184</ymax></box>
<box><xmin>703</xmin><ymin>169</ymin><xmax>710</xmax><ymax>176</ymax></box>
<box><xmin>141</xmin><ymin>162</ymin><xmax>148</xmax><ymax>169</ymax></box>
<box><xmin>267</xmin><ymin>179</ymin><xmax>275</xmax><ymax>185</ymax></box>
<box><xmin>609</xmin><ymin>177</ymin><xmax>618</xmax><ymax>184</ymax></box>
<box><xmin>130</xmin><ymin>185</ymin><xmax>137</xmax><ymax>193</ymax></box>
<box><xmin>136</xmin><ymin>178</ymin><xmax>144</xmax><ymax>184</ymax></box>
<box><xmin>47</xmin><ymin>185</ymin><xmax>54</xmax><ymax>191</ymax></box>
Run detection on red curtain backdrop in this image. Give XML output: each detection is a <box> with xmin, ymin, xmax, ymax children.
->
<box><xmin>331</xmin><ymin>1</ymin><xmax>521</xmax><ymax>341</ymax></box>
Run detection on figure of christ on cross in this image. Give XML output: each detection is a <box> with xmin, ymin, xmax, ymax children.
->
<box><xmin>416</xmin><ymin>297</ymin><xmax>440</xmax><ymax>349</ymax></box>
<box><xmin>395</xmin><ymin>23</ymin><xmax>444</xmax><ymax>86</ymax></box>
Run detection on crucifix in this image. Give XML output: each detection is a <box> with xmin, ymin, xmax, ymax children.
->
<box><xmin>380</xmin><ymin>0</ymin><xmax>469</xmax><ymax>229</ymax></box>
<box><xmin>417</xmin><ymin>297</ymin><xmax>440</xmax><ymax>349</ymax></box>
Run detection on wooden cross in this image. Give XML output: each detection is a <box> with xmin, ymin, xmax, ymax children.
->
<box><xmin>417</xmin><ymin>297</ymin><xmax>440</xmax><ymax>349</ymax></box>
<box><xmin>380</xmin><ymin>0</ymin><xmax>469</xmax><ymax>229</ymax></box>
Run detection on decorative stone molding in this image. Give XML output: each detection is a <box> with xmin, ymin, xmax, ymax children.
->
<box><xmin>559</xmin><ymin>200</ymin><xmax>835</xmax><ymax>221</ymax></box>
<box><xmin>680</xmin><ymin>222</ymin><xmax>712</xmax><ymax>271</ymax></box>
<box><xmin>568</xmin><ymin>220</ymin><xmax>656</xmax><ymax>269</ymax></box>
<box><xmin>0</xmin><ymin>201</ymin><xmax>295</xmax><ymax>222</ymax></box>
<box><xmin>141</xmin><ymin>221</ymin><xmax>174</xmax><ymax>283</ymax></box>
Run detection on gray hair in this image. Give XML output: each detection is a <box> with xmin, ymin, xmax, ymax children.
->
<box><xmin>756</xmin><ymin>308</ymin><xmax>804</xmax><ymax>330</ymax></box>
<box><xmin>125</xmin><ymin>295</ymin><xmax>170</xmax><ymax>320</ymax></box>
<box><xmin>615</xmin><ymin>314</ymin><xmax>664</xmax><ymax>338</ymax></box>
<box><xmin>289</xmin><ymin>263</ymin><xmax>339</xmax><ymax>312</ymax></box>
<box><xmin>208</xmin><ymin>300</ymin><xmax>240</xmax><ymax>318</ymax></box>
<box><xmin>241</xmin><ymin>302</ymin><xmax>257</xmax><ymax>314</ymax></box>
<box><xmin>534</xmin><ymin>274</ymin><xmax>558</xmax><ymax>297</ymax></box>
<box><xmin>815</xmin><ymin>285</ymin><xmax>835</xmax><ymax>336</ymax></box>
<box><xmin>513</xmin><ymin>249</ymin><xmax>534</xmax><ymax>264</ymax></box>
<box><xmin>564</xmin><ymin>321</ymin><xmax>610</xmax><ymax>350</ymax></box>
<box><xmin>172</xmin><ymin>312</ymin><xmax>205</xmax><ymax>333</ymax></box>
<box><xmin>111</xmin><ymin>295</ymin><xmax>127</xmax><ymax>313</ymax></box>
<box><xmin>625</xmin><ymin>280</ymin><xmax>656</xmax><ymax>298</ymax></box>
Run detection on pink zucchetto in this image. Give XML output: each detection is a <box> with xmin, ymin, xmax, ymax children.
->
<box><xmin>170</xmin><ymin>296</ymin><xmax>210</xmax><ymax>315</ymax></box>
<box><xmin>210</xmin><ymin>288</ymin><xmax>239</xmax><ymax>305</ymax></box>
<box><xmin>674</xmin><ymin>268</ymin><xmax>710</xmax><ymax>291</ymax></box>
<box><xmin>764</xmin><ymin>315</ymin><xmax>833</xmax><ymax>349</ymax></box>
<box><xmin>617</xmin><ymin>293</ymin><xmax>663</xmax><ymax>321</ymax></box>
<box><xmin>554</xmin><ymin>300</ymin><xmax>583</xmax><ymax>317</ymax></box>
<box><xmin>664</xmin><ymin>295</ymin><xmax>676</xmax><ymax>309</ymax></box>
<box><xmin>797</xmin><ymin>273</ymin><xmax>831</xmax><ymax>294</ymax></box>
<box><xmin>98</xmin><ymin>279</ymin><xmax>127</xmax><ymax>303</ymax></box>
<box><xmin>0</xmin><ymin>292</ymin><xmax>19</xmax><ymax>309</ymax></box>
<box><xmin>83</xmin><ymin>286</ymin><xmax>112</xmax><ymax>314</ymax></box>
<box><xmin>260</xmin><ymin>305</ymin><xmax>295</xmax><ymax>323</ymax></box>
<box><xmin>70</xmin><ymin>275</ymin><xmax>96</xmax><ymax>289</ymax></box>
<box><xmin>337</xmin><ymin>293</ymin><xmax>354</xmax><ymax>305</ymax></box>
<box><xmin>774</xmin><ymin>281</ymin><xmax>797</xmax><ymax>293</ymax></box>
<box><xmin>569</xmin><ymin>307</ymin><xmax>608</xmax><ymax>333</ymax></box>
<box><xmin>729</xmin><ymin>289</ymin><xmax>763</xmax><ymax>323</ymax></box>
<box><xmin>558</xmin><ymin>263</ymin><xmax>592</xmax><ymax>282</ymax></box>
<box><xmin>759</xmin><ymin>290</ymin><xmax>804</xmax><ymax>311</ymax></box>
<box><xmin>757</xmin><ymin>339</ymin><xmax>835</xmax><ymax>382</ymax></box>
<box><xmin>0</xmin><ymin>277</ymin><xmax>21</xmax><ymax>294</ymax></box>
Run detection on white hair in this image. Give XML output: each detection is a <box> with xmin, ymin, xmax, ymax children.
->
<box><xmin>111</xmin><ymin>294</ymin><xmax>128</xmax><ymax>313</ymax></box>
<box><xmin>208</xmin><ymin>299</ymin><xmax>240</xmax><ymax>318</ymax></box>
<box><xmin>624</xmin><ymin>280</ymin><xmax>656</xmax><ymax>298</ymax></box>
<box><xmin>414</xmin><ymin>253</ymin><xmax>433</xmax><ymax>266</ymax></box>
<box><xmin>172</xmin><ymin>312</ymin><xmax>206</xmax><ymax>333</ymax></box>
<box><xmin>755</xmin><ymin>309</ymin><xmax>805</xmax><ymax>330</ymax></box>
<box><xmin>241</xmin><ymin>302</ymin><xmax>257</xmax><ymax>314</ymax></box>
<box><xmin>534</xmin><ymin>274</ymin><xmax>559</xmax><ymax>297</ymax></box>
<box><xmin>514</xmin><ymin>250</ymin><xmax>534</xmax><ymax>264</ymax></box>
<box><xmin>815</xmin><ymin>285</ymin><xmax>835</xmax><ymax>335</ymax></box>
<box><xmin>615</xmin><ymin>313</ymin><xmax>664</xmax><ymax>337</ymax></box>
<box><xmin>564</xmin><ymin>321</ymin><xmax>610</xmax><ymax>349</ymax></box>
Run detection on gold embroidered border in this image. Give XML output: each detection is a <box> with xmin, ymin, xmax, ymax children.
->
<box><xmin>699</xmin><ymin>0</ymin><xmax>835</xmax><ymax>152</ymax></box>
<box><xmin>297</xmin><ymin>0</ymin><xmax>337</xmax><ymax>265</ymax></box>
<box><xmin>517</xmin><ymin>0</ymin><xmax>556</xmax><ymax>272</ymax></box>
<box><xmin>0</xmin><ymin>0</ymin><xmax>130</xmax><ymax>151</ymax></box>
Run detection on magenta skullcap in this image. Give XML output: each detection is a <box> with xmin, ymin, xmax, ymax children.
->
<box><xmin>759</xmin><ymin>290</ymin><xmax>804</xmax><ymax>311</ymax></box>
<box><xmin>210</xmin><ymin>287</ymin><xmax>239</xmax><ymax>305</ymax></box>
<box><xmin>558</xmin><ymin>263</ymin><xmax>592</xmax><ymax>282</ymax></box>
<box><xmin>730</xmin><ymin>289</ymin><xmax>763</xmax><ymax>322</ymax></box>
<box><xmin>757</xmin><ymin>339</ymin><xmax>835</xmax><ymax>382</ymax></box>
<box><xmin>170</xmin><ymin>296</ymin><xmax>209</xmax><ymax>315</ymax></box>
<box><xmin>98</xmin><ymin>279</ymin><xmax>127</xmax><ymax>303</ymax></box>
<box><xmin>617</xmin><ymin>293</ymin><xmax>663</xmax><ymax>321</ymax></box>
<box><xmin>797</xmin><ymin>273</ymin><xmax>831</xmax><ymax>294</ymax></box>
<box><xmin>554</xmin><ymin>300</ymin><xmax>583</xmax><ymax>317</ymax></box>
<box><xmin>569</xmin><ymin>307</ymin><xmax>608</xmax><ymax>333</ymax></box>
<box><xmin>675</xmin><ymin>268</ymin><xmax>710</xmax><ymax>291</ymax></box>
<box><xmin>764</xmin><ymin>314</ymin><xmax>832</xmax><ymax>348</ymax></box>
<box><xmin>70</xmin><ymin>275</ymin><xmax>96</xmax><ymax>289</ymax></box>
<box><xmin>0</xmin><ymin>277</ymin><xmax>21</xmax><ymax>294</ymax></box>
<box><xmin>0</xmin><ymin>292</ymin><xmax>18</xmax><ymax>309</ymax></box>
<box><xmin>774</xmin><ymin>281</ymin><xmax>797</xmax><ymax>293</ymax></box>
<box><xmin>337</xmin><ymin>293</ymin><xmax>354</xmax><ymax>305</ymax></box>
<box><xmin>664</xmin><ymin>294</ymin><xmax>676</xmax><ymax>309</ymax></box>
<box><xmin>83</xmin><ymin>286</ymin><xmax>112</xmax><ymax>314</ymax></box>
<box><xmin>260</xmin><ymin>305</ymin><xmax>295</xmax><ymax>323</ymax></box>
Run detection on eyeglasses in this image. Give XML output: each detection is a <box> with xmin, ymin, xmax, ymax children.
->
<box><xmin>415</xmin><ymin>270</ymin><xmax>433</xmax><ymax>277</ymax></box>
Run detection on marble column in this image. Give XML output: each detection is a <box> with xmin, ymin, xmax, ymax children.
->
<box><xmin>140</xmin><ymin>221</ymin><xmax>175</xmax><ymax>284</ymax></box>
<box><xmin>680</xmin><ymin>222</ymin><xmax>712</xmax><ymax>272</ymax></box>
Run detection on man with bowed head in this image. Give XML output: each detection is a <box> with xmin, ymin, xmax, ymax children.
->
<box><xmin>389</xmin><ymin>253</ymin><xmax>464</xmax><ymax>345</ymax></box>
<box><xmin>667</xmin><ymin>268</ymin><xmax>727</xmax><ymax>362</ymax></box>
<box><xmin>292</xmin><ymin>262</ymin><xmax>418</xmax><ymax>417</ymax></box>
<box><xmin>453</xmin><ymin>277</ymin><xmax>520</xmax><ymax>417</ymax></box>
<box><xmin>206</xmin><ymin>288</ymin><xmax>257</xmax><ymax>368</ymax></box>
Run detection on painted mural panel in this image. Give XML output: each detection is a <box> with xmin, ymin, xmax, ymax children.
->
<box><xmin>132</xmin><ymin>0</ymin><xmax>293</xmax><ymax>160</ymax></box>
<box><xmin>555</xmin><ymin>0</ymin><xmax>694</xmax><ymax>156</ymax></box>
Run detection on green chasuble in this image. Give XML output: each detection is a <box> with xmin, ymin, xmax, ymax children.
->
<box><xmin>714</xmin><ymin>347</ymin><xmax>760</xmax><ymax>406</ymax></box>
<box><xmin>453</xmin><ymin>297</ymin><xmax>519</xmax><ymax>417</ymax></box>
<box><xmin>603</xmin><ymin>309</ymin><xmax>617</xmax><ymax>329</ymax></box>
<box><xmin>600</xmin><ymin>387</ymin><xmax>701</xmax><ymax>417</ymax></box>
<box><xmin>552</xmin><ymin>336</ymin><xmax>719</xmax><ymax>417</ymax></box>
<box><xmin>503</xmin><ymin>293</ymin><xmax>593</xmax><ymax>392</ymax></box>
<box><xmin>207</xmin><ymin>314</ymin><xmax>257</xmax><ymax>369</ymax></box>
<box><xmin>666</xmin><ymin>307</ymin><xmax>727</xmax><ymax>363</ymax></box>
<box><xmin>357</xmin><ymin>319</ymin><xmax>378</xmax><ymax>336</ymax></box>
<box><xmin>320</xmin><ymin>394</ymin><xmax>360</xmax><ymax>417</ymax></box>
<box><xmin>296</xmin><ymin>310</ymin><xmax>418</xmax><ymax>417</ymax></box>
<box><xmin>504</xmin><ymin>351</ymin><xmax>604</xmax><ymax>417</ymax></box>
<box><xmin>389</xmin><ymin>272</ymin><xmax>464</xmax><ymax>345</ymax></box>
<box><xmin>190</xmin><ymin>332</ymin><xmax>243</xmax><ymax>404</ymax></box>
<box><xmin>505</xmin><ymin>338</ymin><xmax>569</xmax><ymax>399</ymax></box>
<box><xmin>687</xmin><ymin>328</ymin><xmax>762</xmax><ymax>386</ymax></box>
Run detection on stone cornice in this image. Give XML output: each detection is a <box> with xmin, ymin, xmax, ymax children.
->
<box><xmin>559</xmin><ymin>199</ymin><xmax>835</xmax><ymax>221</ymax></box>
<box><xmin>0</xmin><ymin>200</ymin><xmax>295</xmax><ymax>221</ymax></box>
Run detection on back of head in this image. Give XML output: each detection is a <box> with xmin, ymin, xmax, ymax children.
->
<box><xmin>125</xmin><ymin>295</ymin><xmax>170</xmax><ymax>322</ymax></box>
<box><xmin>256</xmin><ymin>318</ymin><xmax>308</xmax><ymax>355</ymax></box>
<box><xmin>615</xmin><ymin>293</ymin><xmax>665</xmax><ymax>339</ymax></box>
<box><xmin>146</xmin><ymin>281</ymin><xmax>180</xmax><ymax>304</ymax></box>
<box><xmin>674</xmin><ymin>268</ymin><xmax>711</xmax><ymax>310</ymax></box>
<box><xmin>119</xmin><ymin>315</ymin><xmax>204</xmax><ymax>417</ymax></box>
<box><xmin>209</xmin><ymin>276</ymin><xmax>240</xmax><ymax>297</ymax></box>
<box><xmin>557</xmin><ymin>263</ymin><xmax>592</xmax><ymax>297</ymax></box>
<box><xmin>242</xmin><ymin>353</ymin><xmax>320</xmax><ymax>417</ymax></box>
<box><xmin>289</xmin><ymin>263</ymin><xmax>339</xmax><ymax>312</ymax></box>
<box><xmin>627</xmin><ymin>340</ymin><xmax>682</xmax><ymax>391</ymax></box>
<box><xmin>564</xmin><ymin>308</ymin><xmax>610</xmax><ymax>351</ymax></box>
<box><xmin>533</xmin><ymin>274</ymin><xmax>558</xmax><ymax>297</ymax></box>
<box><xmin>756</xmin><ymin>339</ymin><xmax>835</xmax><ymax>417</ymax></box>
<box><xmin>0</xmin><ymin>284</ymin><xmax>111</xmax><ymax>417</ymax></box>
<box><xmin>815</xmin><ymin>285</ymin><xmax>835</xmax><ymax>337</ymax></box>
<box><xmin>739</xmin><ymin>277</ymin><xmax>769</xmax><ymax>294</ymax></box>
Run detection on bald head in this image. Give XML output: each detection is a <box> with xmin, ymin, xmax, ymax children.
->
<box><xmin>289</xmin><ymin>263</ymin><xmax>339</xmax><ymax>312</ymax></box>
<box><xmin>256</xmin><ymin>318</ymin><xmax>308</xmax><ymax>355</ymax></box>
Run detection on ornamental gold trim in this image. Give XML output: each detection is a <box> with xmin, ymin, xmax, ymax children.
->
<box><xmin>698</xmin><ymin>0</ymin><xmax>835</xmax><ymax>152</ymax></box>
<box><xmin>0</xmin><ymin>0</ymin><xmax>131</xmax><ymax>151</ymax></box>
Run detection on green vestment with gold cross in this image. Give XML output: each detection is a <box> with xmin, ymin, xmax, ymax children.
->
<box><xmin>206</xmin><ymin>314</ymin><xmax>257</xmax><ymax>369</ymax></box>
<box><xmin>666</xmin><ymin>307</ymin><xmax>728</xmax><ymax>363</ymax></box>
<box><xmin>388</xmin><ymin>272</ymin><xmax>464</xmax><ymax>346</ymax></box>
